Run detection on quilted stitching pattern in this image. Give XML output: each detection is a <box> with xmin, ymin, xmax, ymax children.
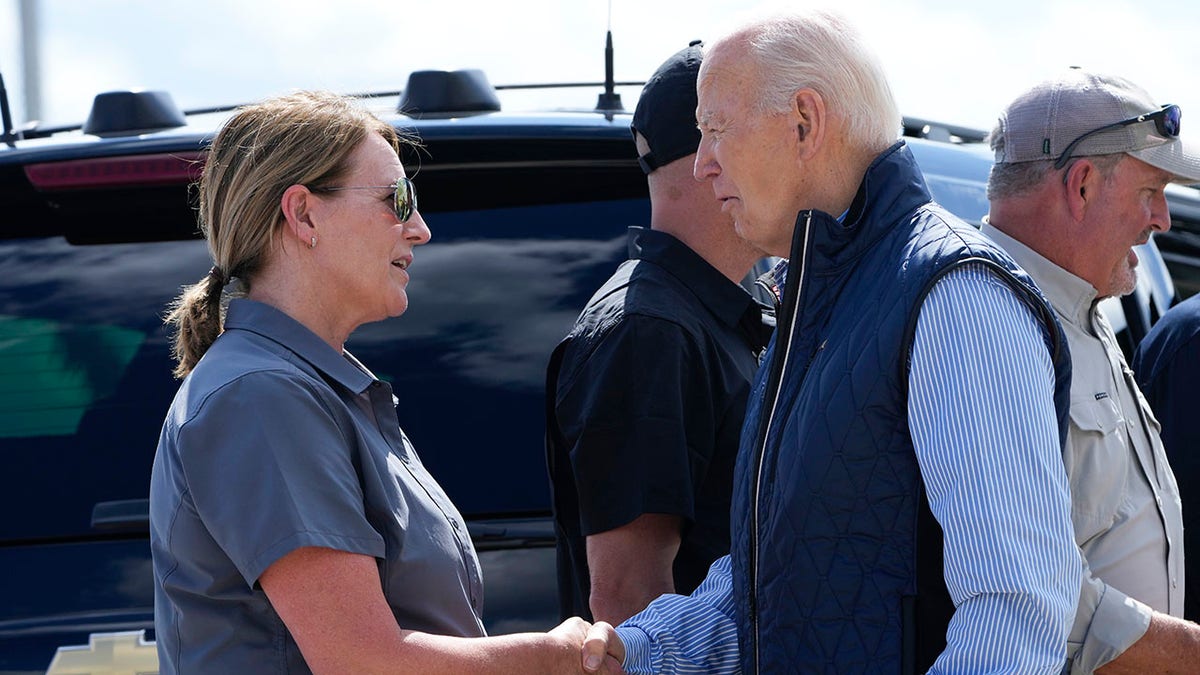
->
<box><xmin>731</xmin><ymin>145</ymin><xmax>1068</xmax><ymax>674</ymax></box>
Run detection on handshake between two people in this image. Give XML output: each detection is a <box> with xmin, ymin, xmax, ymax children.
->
<box><xmin>550</xmin><ymin>617</ymin><xmax>626</xmax><ymax>674</ymax></box>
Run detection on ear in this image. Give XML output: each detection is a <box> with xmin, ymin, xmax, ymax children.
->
<box><xmin>790</xmin><ymin>88</ymin><xmax>826</xmax><ymax>161</ymax></box>
<box><xmin>280</xmin><ymin>184</ymin><xmax>317</xmax><ymax>246</ymax></box>
<box><xmin>1062</xmin><ymin>159</ymin><xmax>1098</xmax><ymax>222</ymax></box>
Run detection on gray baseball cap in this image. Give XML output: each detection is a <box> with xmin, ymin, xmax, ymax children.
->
<box><xmin>991</xmin><ymin>69</ymin><xmax>1200</xmax><ymax>184</ymax></box>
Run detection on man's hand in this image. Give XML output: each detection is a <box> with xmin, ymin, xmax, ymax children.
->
<box><xmin>579</xmin><ymin>620</ymin><xmax>625</xmax><ymax>674</ymax></box>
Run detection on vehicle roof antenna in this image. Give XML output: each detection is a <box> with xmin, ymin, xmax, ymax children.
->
<box><xmin>594</xmin><ymin>1</ymin><xmax>623</xmax><ymax>114</ymax></box>
<box><xmin>0</xmin><ymin>72</ymin><xmax>17</xmax><ymax>146</ymax></box>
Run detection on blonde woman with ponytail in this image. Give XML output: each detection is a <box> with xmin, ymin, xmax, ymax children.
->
<box><xmin>150</xmin><ymin>91</ymin><xmax>619</xmax><ymax>675</ymax></box>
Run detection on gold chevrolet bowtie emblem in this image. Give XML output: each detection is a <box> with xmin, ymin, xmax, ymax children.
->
<box><xmin>46</xmin><ymin>630</ymin><xmax>159</xmax><ymax>675</ymax></box>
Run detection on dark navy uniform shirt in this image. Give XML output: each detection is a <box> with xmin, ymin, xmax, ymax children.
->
<box><xmin>546</xmin><ymin>226</ymin><xmax>772</xmax><ymax>621</ymax></box>
<box><xmin>150</xmin><ymin>299</ymin><xmax>484</xmax><ymax>674</ymax></box>
<box><xmin>1134</xmin><ymin>291</ymin><xmax>1200</xmax><ymax>621</ymax></box>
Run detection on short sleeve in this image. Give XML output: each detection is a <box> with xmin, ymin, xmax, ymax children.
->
<box><xmin>557</xmin><ymin>316</ymin><xmax>709</xmax><ymax>536</ymax></box>
<box><xmin>176</xmin><ymin>370</ymin><xmax>385</xmax><ymax>587</ymax></box>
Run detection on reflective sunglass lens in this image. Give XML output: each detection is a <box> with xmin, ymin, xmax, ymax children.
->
<box><xmin>1162</xmin><ymin>105</ymin><xmax>1182</xmax><ymax>137</ymax></box>
<box><xmin>394</xmin><ymin>178</ymin><xmax>416</xmax><ymax>222</ymax></box>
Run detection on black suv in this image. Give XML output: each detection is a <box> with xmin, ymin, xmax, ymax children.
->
<box><xmin>1</xmin><ymin>73</ymin><xmax>1196</xmax><ymax>673</ymax></box>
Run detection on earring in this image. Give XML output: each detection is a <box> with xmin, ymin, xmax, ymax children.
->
<box><xmin>309</xmin><ymin>236</ymin><xmax>317</xmax><ymax>249</ymax></box>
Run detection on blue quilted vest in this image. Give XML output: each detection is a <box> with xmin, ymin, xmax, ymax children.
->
<box><xmin>731</xmin><ymin>142</ymin><xmax>1070</xmax><ymax>674</ymax></box>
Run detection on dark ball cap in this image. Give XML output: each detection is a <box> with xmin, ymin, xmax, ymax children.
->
<box><xmin>632</xmin><ymin>40</ymin><xmax>703</xmax><ymax>175</ymax></box>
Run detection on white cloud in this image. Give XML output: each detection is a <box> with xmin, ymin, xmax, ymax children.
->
<box><xmin>7</xmin><ymin>0</ymin><xmax>1200</xmax><ymax>134</ymax></box>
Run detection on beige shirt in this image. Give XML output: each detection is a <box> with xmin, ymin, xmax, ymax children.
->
<box><xmin>983</xmin><ymin>224</ymin><xmax>1184</xmax><ymax>673</ymax></box>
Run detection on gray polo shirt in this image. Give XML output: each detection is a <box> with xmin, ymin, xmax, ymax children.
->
<box><xmin>150</xmin><ymin>299</ymin><xmax>484</xmax><ymax>674</ymax></box>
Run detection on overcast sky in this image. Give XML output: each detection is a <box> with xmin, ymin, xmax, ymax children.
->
<box><xmin>1</xmin><ymin>0</ymin><xmax>1197</xmax><ymax>135</ymax></box>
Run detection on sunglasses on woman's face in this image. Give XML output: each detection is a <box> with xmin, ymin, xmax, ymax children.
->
<box><xmin>309</xmin><ymin>176</ymin><xmax>418</xmax><ymax>223</ymax></box>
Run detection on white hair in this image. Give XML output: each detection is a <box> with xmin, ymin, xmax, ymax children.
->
<box><xmin>725</xmin><ymin>9</ymin><xmax>900</xmax><ymax>153</ymax></box>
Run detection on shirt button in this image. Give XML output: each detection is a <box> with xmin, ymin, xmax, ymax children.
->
<box><xmin>1173</xmin><ymin>578</ymin><xmax>1179</xmax><ymax>588</ymax></box>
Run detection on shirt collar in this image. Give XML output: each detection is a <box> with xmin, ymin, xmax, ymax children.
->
<box><xmin>223</xmin><ymin>298</ymin><xmax>376</xmax><ymax>394</ymax></box>
<box><xmin>981</xmin><ymin>221</ymin><xmax>1098</xmax><ymax>328</ymax></box>
<box><xmin>627</xmin><ymin>226</ymin><xmax>760</xmax><ymax>330</ymax></box>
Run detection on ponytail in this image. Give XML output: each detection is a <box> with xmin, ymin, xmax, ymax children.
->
<box><xmin>166</xmin><ymin>266</ymin><xmax>228</xmax><ymax>378</ymax></box>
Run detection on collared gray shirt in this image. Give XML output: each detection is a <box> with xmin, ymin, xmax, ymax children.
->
<box><xmin>983</xmin><ymin>223</ymin><xmax>1184</xmax><ymax>673</ymax></box>
<box><xmin>150</xmin><ymin>299</ymin><xmax>484</xmax><ymax>674</ymax></box>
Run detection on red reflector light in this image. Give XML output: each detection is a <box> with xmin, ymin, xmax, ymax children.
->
<box><xmin>24</xmin><ymin>151</ymin><xmax>206</xmax><ymax>190</ymax></box>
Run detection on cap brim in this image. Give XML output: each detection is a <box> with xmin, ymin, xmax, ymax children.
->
<box><xmin>1130</xmin><ymin>137</ymin><xmax>1200</xmax><ymax>185</ymax></box>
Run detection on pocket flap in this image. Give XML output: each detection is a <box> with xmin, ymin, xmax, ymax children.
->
<box><xmin>1069</xmin><ymin>394</ymin><xmax>1123</xmax><ymax>434</ymax></box>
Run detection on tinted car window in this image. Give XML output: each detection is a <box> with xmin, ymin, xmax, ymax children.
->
<box><xmin>0</xmin><ymin>200</ymin><xmax>645</xmax><ymax>531</ymax></box>
<box><xmin>342</xmin><ymin>198</ymin><xmax>643</xmax><ymax>515</ymax></box>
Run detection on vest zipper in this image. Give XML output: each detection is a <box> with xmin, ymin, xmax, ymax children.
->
<box><xmin>749</xmin><ymin>211</ymin><xmax>812</xmax><ymax>674</ymax></box>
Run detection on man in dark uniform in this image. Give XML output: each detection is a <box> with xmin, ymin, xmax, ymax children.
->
<box><xmin>1136</xmin><ymin>291</ymin><xmax>1200</xmax><ymax>623</ymax></box>
<box><xmin>545</xmin><ymin>42</ymin><xmax>772</xmax><ymax>625</ymax></box>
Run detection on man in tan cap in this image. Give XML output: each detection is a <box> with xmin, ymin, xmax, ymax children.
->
<box><xmin>985</xmin><ymin>69</ymin><xmax>1200</xmax><ymax>673</ymax></box>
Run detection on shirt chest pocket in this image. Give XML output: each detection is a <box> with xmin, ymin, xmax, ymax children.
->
<box><xmin>1066</xmin><ymin>395</ymin><xmax>1129</xmax><ymax>547</ymax></box>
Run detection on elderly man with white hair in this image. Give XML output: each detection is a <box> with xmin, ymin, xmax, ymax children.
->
<box><xmin>579</xmin><ymin>9</ymin><xmax>1082</xmax><ymax>675</ymax></box>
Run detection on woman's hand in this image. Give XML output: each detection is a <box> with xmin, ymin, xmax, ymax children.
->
<box><xmin>261</xmin><ymin>546</ymin><xmax>627</xmax><ymax>674</ymax></box>
<box><xmin>547</xmin><ymin>617</ymin><xmax>625</xmax><ymax>674</ymax></box>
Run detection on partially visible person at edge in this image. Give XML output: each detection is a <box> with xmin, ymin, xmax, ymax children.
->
<box><xmin>982</xmin><ymin>69</ymin><xmax>1200</xmax><ymax>673</ymax></box>
<box><xmin>1135</xmin><ymin>291</ymin><xmax>1200</xmax><ymax>624</ymax></box>
<box><xmin>545</xmin><ymin>42</ymin><xmax>772</xmax><ymax>626</ymax></box>
<box><xmin>149</xmin><ymin>91</ymin><xmax>622</xmax><ymax>675</ymax></box>
<box><xmin>576</xmin><ymin>9</ymin><xmax>1081</xmax><ymax>674</ymax></box>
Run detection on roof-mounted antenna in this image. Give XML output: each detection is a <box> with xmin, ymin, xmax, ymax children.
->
<box><xmin>0</xmin><ymin>73</ymin><xmax>17</xmax><ymax>146</ymax></box>
<box><xmin>594</xmin><ymin>1</ymin><xmax>623</xmax><ymax>113</ymax></box>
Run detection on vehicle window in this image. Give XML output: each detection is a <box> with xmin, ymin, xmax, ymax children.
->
<box><xmin>0</xmin><ymin>237</ymin><xmax>210</xmax><ymax>541</ymax></box>
<box><xmin>0</xmin><ymin>193</ymin><xmax>646</xmax><ymax>542</ymax></box>
<box><xmin>924</xmin><ymin>174</ymin><xmax>989</xmax><ymax>226</ymax></box>
<box><xmin>0</xmin><ymin>316</ymin><xmax>143</xmax><ymax>438</ymax></box>
<box><xmin>350</xmin><ymin>197</ymin><xmax>646</xmax><ymax>515</ymax></box>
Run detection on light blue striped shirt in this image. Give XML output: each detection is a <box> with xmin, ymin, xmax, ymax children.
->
<box><xmin>615</xmin><ymin>263</ymin><xmax>1081</xmax><ymax>674</ymax></box>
